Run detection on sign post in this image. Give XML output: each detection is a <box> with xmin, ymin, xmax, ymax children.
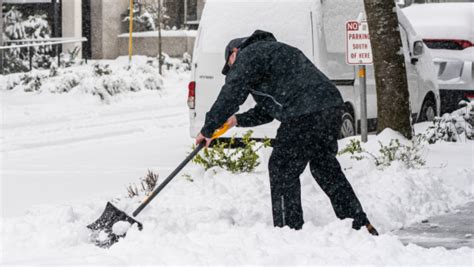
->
<box><xmin>358</xmin><ymin>65</ymin><xmax>367</xmax><ymax>142</ymax></box>
<box><xmin>345</xmin><ymin>20</ymin><xmax>373</xmax><ymax>142</ymax></box>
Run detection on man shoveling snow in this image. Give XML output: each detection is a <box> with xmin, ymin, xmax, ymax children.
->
<box><xmin>196</xmin><ymin>30</ymin><xmax>378</xmax><ymax>235</ymax></box>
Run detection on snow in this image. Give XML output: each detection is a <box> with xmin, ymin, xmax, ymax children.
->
<box><xmin>402</xmin><ymin>3</ymin><xmax>474</xmax><ymax>62</ymax></box>
<box><xmin>118</xmin><ymin>30</ymin><xmax>197</xmax><ymax>38</ymax></box>
<box><xmin>1</xmin><ymin>58</ymin><xmax>473</xmax><ymax>265</ymax></box>
<box><xmin>402</xmin><ymin>3</ymin><xmax>474</xmax><ymax>43</ymax></box>
<box><xmin>198</xmin><ymin>0</ymin><xmax>313</xmax><ymax>57</ymax></box>
<box><xmin>112</xmin><ymin>221</ymin><xmax>132</xmax><ymax>236</ymax></box>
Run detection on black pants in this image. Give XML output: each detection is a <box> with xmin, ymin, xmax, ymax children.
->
<box><xmin>269</xmin><ymin>106</ymin><xmax>369</xmax><ymax>230</ymax></box>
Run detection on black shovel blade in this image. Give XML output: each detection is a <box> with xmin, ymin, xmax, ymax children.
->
<box><xmin>87</xmin><ymin>202</ymin><xmax>143</xmax><ymax>248</ymax></box>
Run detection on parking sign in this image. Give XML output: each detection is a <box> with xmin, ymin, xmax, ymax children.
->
<box><xmin>345</xmin><ymin>21</ymin><xmax>373</xmax><ymax>65</ymax></box>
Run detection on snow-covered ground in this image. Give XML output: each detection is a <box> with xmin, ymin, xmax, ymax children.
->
<box><xmin>1</xmin><ymin>58</ymin><xmax>473</xmax><ymax>265</ymax></box>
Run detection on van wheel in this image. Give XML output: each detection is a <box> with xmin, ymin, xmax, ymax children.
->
<box><xmin>339</xmin><ymin>112</ymin><xmax>355</xmax><ymax>138</ymax></box>
<box><xmin>418</xmin><ymin>97</ymin><xmax>436</xmax><ymax>122</ymax></box>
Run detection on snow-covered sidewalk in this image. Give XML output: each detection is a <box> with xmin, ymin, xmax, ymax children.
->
<box><xmin>1</xmin><ymin>60</ymin><xmax>473</xmax><ymax>265</ymax></box>
<box><xmin>396</xmin><ymin>201</ymin><xmax>473</xmax><ymax>249</ymax></box>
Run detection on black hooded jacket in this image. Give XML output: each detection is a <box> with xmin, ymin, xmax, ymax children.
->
<box><xmin>200</xmin><ymin>30</ymin><xmax>344</xmax><ymax>138</ymax></box>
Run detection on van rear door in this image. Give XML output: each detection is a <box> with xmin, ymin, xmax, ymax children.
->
<box><xmin>191</xmin><ymin>0</ymin><xmax>316</xmax><ymax>138</ymax></box>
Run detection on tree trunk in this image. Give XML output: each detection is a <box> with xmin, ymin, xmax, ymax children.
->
<box><xmin>363</xmin><ymin>0</ymin><xmax>413</xmax><ymax>139</ymax></box>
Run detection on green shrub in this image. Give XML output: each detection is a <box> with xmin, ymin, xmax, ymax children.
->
<box><xmin>192</xmin><ymin>130</ymin><xmax>271</xmax><ymax>173</ymax></box>
<box><xmin>338</xmin><ymin>137</ymin><xmax>425</xmax><ymax>169</ymax></box>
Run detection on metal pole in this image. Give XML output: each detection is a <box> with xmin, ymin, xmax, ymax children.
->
<box><xmin>52</xmin><ymin>0</ymin><xmax>59</xmax><ymax>37</ymax></box>
<box><xmin>57</xmin><ymin>44</ymin><xmax>60</xmax><ymax>67</ymax></box>
<box><xmin>1</xmin><ymin>50</ymin><xmax>4</xmax><ymax>75</ymax></box>
<box><xmin>158</xmin><ymin>0</ymin><xmax>162</xmax><ymax>75</ymax></box>
<box><xmin>359</xmin><ymin>65</ymin><xmax>368</xmax><ymax>142</ymax></box>
<box><xmin>183</xmin><ymin>0</ymin><xmax>187</xmax><ymax>27</ymax></box>
<box><xmin>29</xmin><ymin>46</ymin><xmax>33</xmax><ymax>71</ymax></box>
<box><xmin>128</xmin><ymin>0</ymin><xmax>134</xmax><ymax>64</ymax></box>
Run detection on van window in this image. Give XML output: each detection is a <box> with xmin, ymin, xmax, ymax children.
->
<box><xmin>400</xmin><ymin>25</ymin><xmax>411</xmax><ymax>56</ymax></box>
<box><xmin>320</xmin><ymin>0</ymin><xmax>363</xmax><ymax>80</ymax></box>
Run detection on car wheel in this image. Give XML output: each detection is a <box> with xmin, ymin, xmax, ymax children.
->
<box><xmin>339</xmin><ymin>112</ymin><xmax>355</xmax><ymax>138</ymax></box>
<box><xmin>418</xmin><ymin>97</ymin><xmax>436</xmax><ymax>122</ymax></box>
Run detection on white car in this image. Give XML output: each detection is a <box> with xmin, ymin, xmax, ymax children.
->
<box><xmin>188</xmin><ymin>0</ymin><xmax>440</xmax><ymax>140</ymax></box>
<box><xmin>403</xmin><ymin>3</ymin><xmax>474</xmax><ymax>114</ymax></box>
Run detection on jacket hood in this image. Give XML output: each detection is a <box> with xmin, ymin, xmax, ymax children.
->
<box><xmin>239</xmin><ymin>30</ymin><xmax>277</xmax><ymax>50</ymax></box>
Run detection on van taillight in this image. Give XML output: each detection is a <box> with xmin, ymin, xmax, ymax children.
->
<box><xmin>423</xmin><ymin>39</ymin><xmax>473</xmax><ymax>50</ymax></box>
<box><xmin>188</xmin><ymin>81</ymin><xmax>196</xmax><ymax>109</ymax></box>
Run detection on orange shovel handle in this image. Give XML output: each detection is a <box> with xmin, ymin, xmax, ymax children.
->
<box><xmin>211</xmin><ymin>122</ymin><xmax>230</xmax><ymax>140</ymax></box>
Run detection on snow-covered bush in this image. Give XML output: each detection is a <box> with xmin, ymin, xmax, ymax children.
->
<box><xmin>127</xmin><ymin>170</ymin><xmax>159</xmax><ymax>198</ymax></box>
<box><xmin>3</xmin><ymin>7</ymin><xmax>26</xmax><ymax>40</ymax></box>
<box><xmin>122</xmin><ymin>1</ymin><xmax>170</xmax><ymax>32</ymax></box>
<box><xmin>3</xmin><ymin>7</ymin><xmax>28</xmax><ymax>73</ymax></box>
<box><xmin>192</xmin><ymin>131</ymin><xmax>271</xmax><ymax>173</ymax></box>
<box><xmin>160</xmin><ymin>53</ymin><xmax>193</xmax><ymax>72</ymax></box>
<box><xmin>8</xmin><ymin>71</ymin><xmax>47</xmax><ymax>92</ymax></box>
<box><xmin>92</xmin><ymin>63</ymin><xmax>113</xmax><ymax>76</ymax></box>
<box><xmin>123</xmin><ymin>4</ymin><xmax>154</xmax><ymax>32</ymax></box>
<box><xmin>61</xmin><ymin>46</ymin><xmax>82</xmax><ymax>68</ymax></box>
<box><xmin>100</xmin><ymin>75</ymin><xmax>125</xmax><ymax>96</ymax></box>
<box><xmin>338</xmin><ymin>137</ymin><xmax>426</xmax><ymax>169</ymax></box>
<box><xmin>143</xmin><ymin>75</ymin><xmax>162</xmax><ymax>90</ymax></box>
<box><xmin>421</xmin><ymin>102</ymin><xmax>473</xmax><ymax>143</ymax></box>
<box><xmin>181</xmin><ymin>52</ymin><xmax>192</xmax><ymax>71</ymax></box>
<box><xmin>55</xmin><ymin>73</ymin><xmax>80</xmax><ymax>93</ymax></box>
<box><xmin>2</xmin><ymin>7</ymin><xmax>53</xmax><ymax>73</ymax></box>
<box><xmin>2</xmin><ymin>57</ymin><xmax>167</xmax><ymax>100</ymax></box>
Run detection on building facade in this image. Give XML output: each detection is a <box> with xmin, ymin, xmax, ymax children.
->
<box><xmin>3</xmin><ymin>0</ymin><xmax>469</xmax><ymax>59</ymax></box>
<box><xmin>3</xmin><ymin>0</ymin><xmax>203</xmax><ymax>59</ymax></box>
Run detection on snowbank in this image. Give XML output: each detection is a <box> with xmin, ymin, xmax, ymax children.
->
<box><xmin>1</xmin><ymin>155</ymin><xmax>473</xmax><ymax>265</ymax></box>
<box><xmin>0</xmin><ymin>55</ymin><xmax>191</xmax><ymax>103</ymax></box>
<box><xmin>1</xmin><ymin>126</ymin><xmax>473</xmax><ymax>264</ymax></box>
<box><xmin>1</xmin><ymin>61</ymin><xmax>473</xmax><ymax>264</ymax></box>
<box><xmin>118</xmin><ymin>30</ymin><xmax>197</xmax><ymax>38</ymax></box>
<box><xmin>337</xmin><ymin>128</ymin><xmax>472</xmax><ymax>232</ymax></box>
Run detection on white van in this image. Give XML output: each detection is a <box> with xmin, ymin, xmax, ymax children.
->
<box><xmin>188</xmin><ymin>0</ymin><xmax>440</xmax><ymax>139</ymax></box>
<box><xmin>403</xmin><ymin>3</ymin><xmax>474</xmax><ymax>115</ymax></box>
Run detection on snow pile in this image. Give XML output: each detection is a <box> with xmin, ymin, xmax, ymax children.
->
<box><xmin>0</xmin><ymin>56</ymin><xmax>193</xmax><ymax>102</ymax></box>
<box><xmin>402</xmin><ymin>3</ymin><xmax>474</xmax><ymax>43</ymax></box>
<box><xmin>338</xmin><ymin>129</ymin><xmax>472</xmax><ymax>232</ymax></box>
<box><xmin>1</xmin><ymin>128</ymin><xmax>473</xmax><ymax>264</ymax></box>
<box><xmin>112</xmin><ymin>221</ymin><xmax>132</xmax><ymax>236</ymax></box>
<box><xmin>118</xmin><ymin>30</ymin><xmax>198</xmax><ymax>38</ymax></box>
<box><xmin>1</xmin><ymin>64</ymin><xmax>473</xmax><ymax>264</ymax></box>
<box><xmin>1</xmin><ymin>158</ymin><xmax>473</xmax><ymax>265</ymax></box>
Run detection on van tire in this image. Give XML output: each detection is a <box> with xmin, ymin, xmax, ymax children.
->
<box><xmin>339</xmin><ymin>112</ymin><xmax>355</xmax><ymax>138</ymax></box>
<box><xmin>418</xmin><ymin>96</ymin><xmax>436</xmax><ymax>122</ymax></box>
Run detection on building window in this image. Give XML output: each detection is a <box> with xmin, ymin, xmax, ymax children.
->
<box><xmin>163</xmin><ymin>0</ymin><xmax>199</xmax><ymax>29</ymax></box>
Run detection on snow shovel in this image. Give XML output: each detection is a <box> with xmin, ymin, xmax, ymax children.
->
<box><xmin>87</xmin><ymin>123</ymin><xmax>230</xmax><ymax>248</ymax></box>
